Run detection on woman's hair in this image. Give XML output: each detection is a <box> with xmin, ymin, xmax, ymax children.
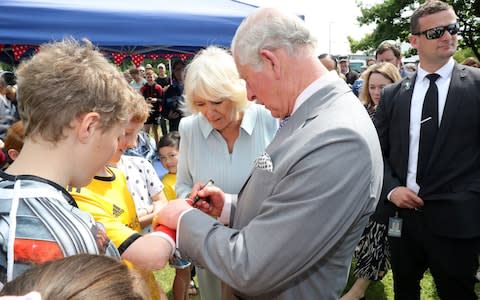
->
<box><xmin>183</xmin><ymin>46</ymin><xmax>249</xmax><ymax>114</ymax></box>
<box><xmin>359</xmin><ymin>62</ymin><xmax>401</xmax><ymax>107</ymax></box>
<box><xmin>3</xmin><ymin>120</ymin><xmax>25</xmax><ymax>153</ymax></box>
<box><xmin>231</xmin><ymin>7</ymin><xmax>317</xmax><ymax>69</ymax></box>
<box><xmin>129</xmin><ymin>67</ymin><xmax>140</xmax><ymax>76</ymax></box>
<box><xmin>461</xmin><ymin>57</ymin><xmax>480</xmax><ymax>68</ymax></box>
<box><xmin>171</xmin><ymin>60</ymin><xmax>186</xmax><ymax>82</ymax></box>
<box><xmin>158</xmin><ymin>131</ymin><xmax>180</xmax><ymax>150</ymax></box>
<box><xmin>16</xmin><ymin>39</ymin><xmax>141</xmax><ymax>143</ymax></box>
<box><xmin>0</xmin><ymin>254</ymin><xmax>160</xmax><ymax>300</ymax></box>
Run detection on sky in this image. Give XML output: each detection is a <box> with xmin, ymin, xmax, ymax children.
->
<box><xmin>243</xmin><ymin>0</ymin><xmax>382</xmax><ymax>55</ymax></box>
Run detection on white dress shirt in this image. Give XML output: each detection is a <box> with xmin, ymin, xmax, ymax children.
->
<box><xmin>406</xmin><ymin>58</ymin><xmax>454</xmax><ymax>194</ymax></box>
<box><xmin>292</xmin><ymin>71</ymin><xmax>338</xmax><ymax>115</ymax></box>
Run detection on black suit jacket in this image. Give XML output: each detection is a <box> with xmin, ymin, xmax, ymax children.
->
<box><xmin>374</xmin><ymin>63</ymin><xmax>480</xmax><ymax>238</ymax></box>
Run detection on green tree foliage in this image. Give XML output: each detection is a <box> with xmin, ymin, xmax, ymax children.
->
<box><xmin>350</xmin><ymin>0</ymin><xmax>480</xmax><ymax>60</ymax></box>
<box><xmin>452</xmin><ymin>0</ymin><xmax>480</xmax><ymax>59</ymax></box>
<box><xmin>453</xmin><ymin>47</ymin><xmax>475</xmax><ymax>63</ymax></box>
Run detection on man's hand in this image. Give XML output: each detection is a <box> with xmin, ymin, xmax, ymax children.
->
<box><xmin>190</xmin><ymin>183</ymin><xmax>226</xmax><ymax>218</ymax></box>
<box><xmin>390</xmin><ymin>186</ymin><xmax>424</xmax><ymax>209</ymax></box>
<box><xmin>153</xmin><ymin>199</ymin><xmax>192</xmax><ymax>230</ymax></box>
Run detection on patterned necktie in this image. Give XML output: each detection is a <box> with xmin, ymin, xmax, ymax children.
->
<box><xmin>278</xmin><ymin>116</ymin><xmax>290</xmax><ymax>131</ymax></box>
<box><xmin>417</xmin><ymin>73</ymin><xmax>440</xmax><ymax>183</ymax></box>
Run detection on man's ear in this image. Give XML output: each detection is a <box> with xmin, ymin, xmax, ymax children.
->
<box><xmin>7</xmin><ymin>149</ymin><xmax>19</xmax><ymax>161</ymax></box>
<box><xmin>77</xmin><ymin>112</ymin><xmax>101</xmax><ymax>144</ymax></box>
<box><xmin>259</xmin><ymin>49</ymin><xmax>281</xmax><ymax>80</ymax></box>
<box><xmin>408</xmin><ymin>33</ymin><xmax>418</xmax><ymax>50</ymax></box>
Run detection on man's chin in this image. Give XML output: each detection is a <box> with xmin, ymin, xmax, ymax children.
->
<box><xmin>268</xmin><ymin>109</ymin><xmax>281</xmax><ymax>118</ymax></box>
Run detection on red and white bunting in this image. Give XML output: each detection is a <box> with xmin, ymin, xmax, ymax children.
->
<box><xmin>130</xmin><ymin>54</ymin><xmax>145</xmax><ymax>67</ymax></box>
<box><xmin>148</xmin><ymin>54</ymin><xmax>160</xmax><ymax>60</ymax></box>
<box><xmin>12</xmin><ymin>45</ymin><xmax>30</xmax><ymax>61</ymax></box>
<box><xmin>112</xmin><ymin>52</ymin><xmax>127</xmax><ymax>65</ymax></box>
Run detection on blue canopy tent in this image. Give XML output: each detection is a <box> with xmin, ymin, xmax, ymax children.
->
<box><xmin>0</xmin><ymin>0</ymin><xmax>257</xmax><ymax>64</ymax></box>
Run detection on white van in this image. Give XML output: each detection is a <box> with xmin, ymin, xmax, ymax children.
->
<box><xmin>349</xmin><ymin>60</ymin><xmax>366</xmax><ymax>73</ymax></box>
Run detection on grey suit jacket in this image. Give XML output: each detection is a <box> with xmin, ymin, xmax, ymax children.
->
<box><xmin>178</xmin><ymin>78</ymin><xmax>383</xmax><ymax>299</ymax></box>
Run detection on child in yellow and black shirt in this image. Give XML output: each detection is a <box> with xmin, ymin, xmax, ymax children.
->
<box><xmin>69</xmin><ymin>96</ymin><xmax>175</xmax><ymax>300</ymax></box>
<box><xmin>158</xmin><ymin>131</ymin><xmax>180</xmax><ymax>201</ymax></box>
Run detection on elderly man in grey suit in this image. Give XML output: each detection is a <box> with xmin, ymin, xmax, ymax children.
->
<box><xmin>155</xmin><ymin>7</ymin><xmax>383</xmax><ymax>300</ymax></box>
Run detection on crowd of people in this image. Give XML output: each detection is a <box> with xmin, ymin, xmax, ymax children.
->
<box><xmin>0</xmin><ymin>1</ymin><xmax>479</xmax><ymax>300</ymax></box>
<box><xmin>122</xmin><ymin>61</ymin><xmax>186</xmax><ymax>148</ymax></box>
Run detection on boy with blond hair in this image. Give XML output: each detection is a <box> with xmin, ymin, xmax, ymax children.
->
<box><xmin>70</xmin><ymin>93</ymin><xmax>174</xmax><ymax>271</ymax></box>
<box><xmin>0</xmin><ymin>39</ymin><xmax>137</xmax><ymax>284</ymax></box>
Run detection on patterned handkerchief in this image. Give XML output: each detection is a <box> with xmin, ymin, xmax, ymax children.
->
<box><xmin>254</xmin><ymin>151</ymin><xmax>273</xmax><ymax>172</ymax></box>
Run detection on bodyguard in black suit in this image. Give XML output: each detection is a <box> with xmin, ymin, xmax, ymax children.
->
<box><xmin>374</xmin><ymin>1</ymin><xmax>480</xmax><ymax>299</ymax></box>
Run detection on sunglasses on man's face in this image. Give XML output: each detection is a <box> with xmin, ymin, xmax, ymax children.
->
<box><xmin>413</xmin><ymin>23</ymin><xmax>459</xmax><ymax>40</ymax></box>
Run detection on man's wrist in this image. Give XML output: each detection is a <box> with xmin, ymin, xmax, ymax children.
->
<box><xmin>176</xmin><ymin>208</ymin><xmax>195</xmax><ymax>250</ymax></box>
<box><xmin>387</xmin><ymin>188</ymin><xmax>397</xmax><ymax>201</ymax></box>
<box><xmin>218</xmin><ymin>194</ymin><xmax>234</xmax><ymax>225</ymax></box>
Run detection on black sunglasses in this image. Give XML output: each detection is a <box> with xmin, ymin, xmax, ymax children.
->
<box><xmin>413</xmin><ymin>23</ymin><xmax>459</xmax><ymax>40</ymax></box>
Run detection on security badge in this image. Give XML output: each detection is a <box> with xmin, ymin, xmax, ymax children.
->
<box><xmin>388</xmin><ymin>212</ymin><xmax>403</xmax><ymax>237</ymax></box>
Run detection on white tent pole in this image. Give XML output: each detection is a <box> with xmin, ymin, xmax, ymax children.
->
<box><xmin>168</xmin><ymin>58</ymin><xmax>172</xmax><ymax>85</ymax></box>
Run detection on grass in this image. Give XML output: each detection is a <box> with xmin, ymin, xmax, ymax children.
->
<box><xmin>343</xmin><ymin>259</ymin><xmax>480</xmax><ymax>300</ymax></box>
<box><xmin>156</xmin><ymin>263</ymin><xmax>479</xmax><ymax>300</ymax></box>
<box><xmin>343</xmin><ymin>268</ymin><xmax>440</xmax><ymax>300</ymax></box>
<box><xmin>155</xmin><ymin>266</ymin><xmax>201</xmax><ymax>300</ymax></box>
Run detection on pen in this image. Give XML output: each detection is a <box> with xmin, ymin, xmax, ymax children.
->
<box><xmin>193</xmin><ymin>180</ymin><xmax>214</xmax><ymax>205</ymax></box>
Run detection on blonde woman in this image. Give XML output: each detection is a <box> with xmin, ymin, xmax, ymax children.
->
<box><xmin>359</xmin><ymin>62</ymin><xmax>402</xmax><ymax>119</ymax></box>
<box><xmin>342</xmin><ymin>62</ymin><xmax>401</xmax><ymax>300</ymax></box>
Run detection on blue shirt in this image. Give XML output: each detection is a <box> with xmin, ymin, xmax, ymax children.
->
<box><xmin>152</xmin><ymin>157</ymin><xmax>168</xmax><ymax>179</ymax></box>
<box><xmin>176</xmin><ymin>103</ymin><xmax>278</xmax><ymax>197</ymax></box>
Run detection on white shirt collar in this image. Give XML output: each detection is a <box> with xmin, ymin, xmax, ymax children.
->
<box><xmin>198</xmin><ymin>103</ymin><xmax>257</xmax><ymax>139</ymax></box>
<box><xmin>417</xmin><ymin>57</ymin><xmax>455</xmax><ymax>81</ymax></box>
<box><xmin>292</xmin><ymin>71</ymin><xmax>338</xmax><ymax>115</ymax></box>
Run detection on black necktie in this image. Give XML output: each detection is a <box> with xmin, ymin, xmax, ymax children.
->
<box><xmin>417</xmin><ymin>73</ymin><xmax>440</xmax><ymax>183</ymax></box>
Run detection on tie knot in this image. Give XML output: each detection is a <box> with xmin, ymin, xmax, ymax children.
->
<box><xmin>279</xmin><ymin>116</ymin><xmax>290</xmax><ymax>129</ymax></box>
<box><xmin>426</xmin><ymin>73</ymin><xmax>440</xmax><ymax>82</ymax></box>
